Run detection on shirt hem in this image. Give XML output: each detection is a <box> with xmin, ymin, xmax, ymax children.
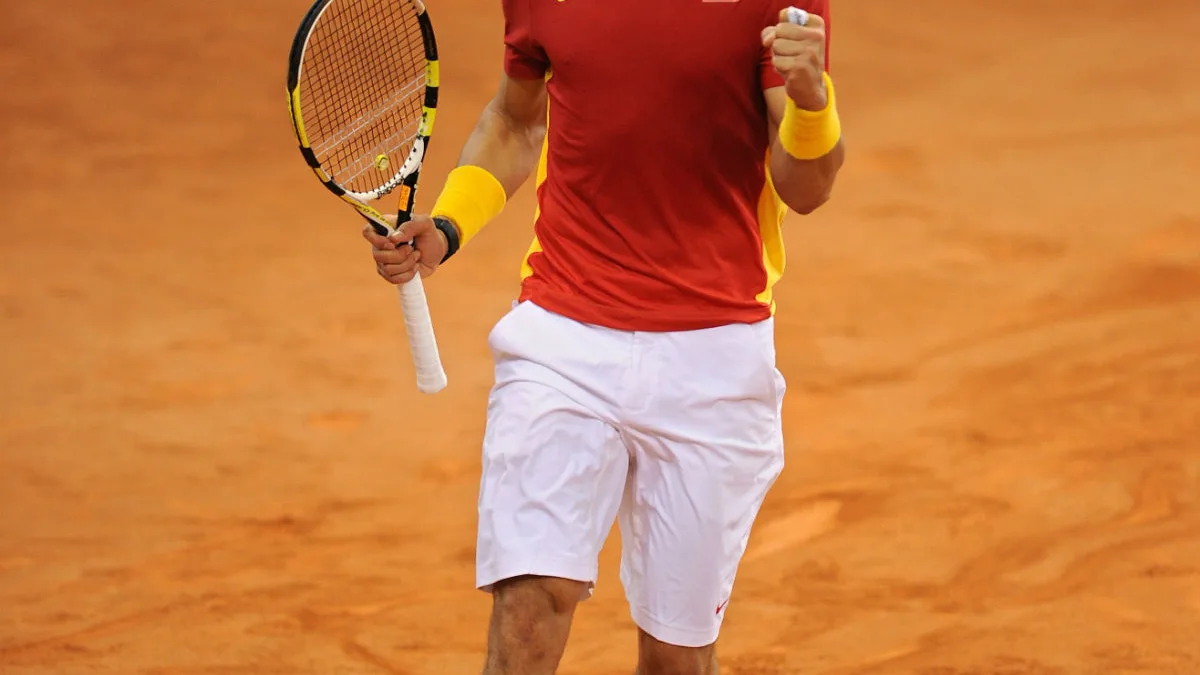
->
<box><xmin>519</xmin><ymin>287</ymin><xmax>773</xmax><ymax>333</ymax></box>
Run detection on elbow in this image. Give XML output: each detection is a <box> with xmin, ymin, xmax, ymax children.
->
<box><xmin>791</xmin><ymin>192</ymin><xmax>831</xmax><ymax>216</ymax></box>
<box><xmin>485</xmin><ymin>102</ymin><xmax>546</xmax><ymax>157</ymax></box>
<box><xmin>780</xmin><ymin>182</ymin><xmax>834</xmax><ymax>216</ymax></box>
<box><xmin>526</xmin><ymin>120</ymin><xmax>548</xmax><ymax>151</ymax></box>
<box><xmin>771</xmin><ymin>147</ymin><xmax>844</xmax><ymax>216</ymax></box>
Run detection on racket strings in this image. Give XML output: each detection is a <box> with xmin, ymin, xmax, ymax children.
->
<box><xmin>311</xmin><ymin>79</ymin><xmax>423</xmax><ymax>159</ymax></box>
<box><xmin>299</xmin><ymin>0</ymin><xmax>427</xmax><ymax>195</ymax></box>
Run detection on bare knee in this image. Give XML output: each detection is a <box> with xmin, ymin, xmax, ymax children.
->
<box><xmin>636</xmin><ymin>628</ymin><xmax>718</xmax><ymax>675</ymax></box>
<box><xmin>484</xmin><ymin>576</ymin><xmax>587</xmax><ymax>674</ymax></box>
<box><xmin>493</xmin><ymin>574</ymin><xmax>586</xmax><ymax>619</ymax></box>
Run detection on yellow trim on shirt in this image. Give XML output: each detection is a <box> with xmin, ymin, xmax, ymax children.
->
<box><xmin>521</xmin><ymin>69</ymin><xmax>554</xmax><ymax>281</ymax></box>
<box><xmin>754</xmin><ymin>154</ymin><xmax>788</xmax><ymax>312</ymax></box>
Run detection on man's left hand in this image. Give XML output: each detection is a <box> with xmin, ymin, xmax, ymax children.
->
<box><xmin>762</xmin><ymin>9</ymin><xmax>828</xmax><ymax>112</ymax></box>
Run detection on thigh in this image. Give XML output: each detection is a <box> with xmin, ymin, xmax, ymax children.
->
<box><xmin>619</xmin><ymin>319</ymin><xmax>786</xmax><ymax>647</ymax></box>
<box><xmin>477</xmin><ymin>303</ymin><xmax>630</xmax><ymax>597</ymax></box>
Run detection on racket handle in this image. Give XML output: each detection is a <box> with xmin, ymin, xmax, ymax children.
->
<box><xmin>397</xmin><ymin>274</ymin><xmax>448</xmax><ymax>394</ymax></box>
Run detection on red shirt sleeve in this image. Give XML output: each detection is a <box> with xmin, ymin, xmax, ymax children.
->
<box><xmin>760</xmin><ymin>0</ymin><xmax>831</xmax><ymax>90</ymax></box>
<box><xmin>503</xmin><ymin>0</ymin><xmax>549</xmax><ymax>80</ymax></box>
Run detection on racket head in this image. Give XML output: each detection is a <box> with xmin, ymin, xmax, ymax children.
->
<box><xmin>286</xmin><ymin>0</ymin><xmax>440</xmax><ymax>233</ymax></box>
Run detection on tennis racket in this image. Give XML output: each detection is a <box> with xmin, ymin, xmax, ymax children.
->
<box><xmin>286</xmin><ymin>0</ymin><xmax>447</xmax><ymax>394</ymax></box>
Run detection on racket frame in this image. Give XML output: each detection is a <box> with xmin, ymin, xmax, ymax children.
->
<box><xmin>287</xmin><ymin>0</ymin><xmax>440</xmax><ymax>234</ymax></box>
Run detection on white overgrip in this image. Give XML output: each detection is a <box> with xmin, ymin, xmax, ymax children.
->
<box><xmin>397</xmin><ymin>274</ymin><xmax>448</xmax><ymax>394</ymax></box>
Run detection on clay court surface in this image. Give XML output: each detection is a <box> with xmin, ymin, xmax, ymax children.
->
<box><xmin>2</xmin><ymin>1</ymin><xmax>1199</xmax><ymax>673</ymax></box>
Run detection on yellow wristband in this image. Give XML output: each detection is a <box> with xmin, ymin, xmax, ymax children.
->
<box><xmin>778</xmin><ymin>72</ymin><xmax>842</xmax><ymax>161</ymax></box>
<box><xmin>430</xmin><ymin>165</ymin><xmax>507</xmax><ymax>247</ymax></box>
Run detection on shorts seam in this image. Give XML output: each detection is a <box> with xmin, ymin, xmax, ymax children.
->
<box><xmin>477</xmin><ymin>553</ymin><xmax>599</xmax><ymax>593</ymax></box>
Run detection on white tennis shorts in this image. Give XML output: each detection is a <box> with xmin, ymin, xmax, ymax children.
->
<box><xmin>476</xmin><ymin>300</ymin><xmax>786</xmax><ymax>648</ymax></box>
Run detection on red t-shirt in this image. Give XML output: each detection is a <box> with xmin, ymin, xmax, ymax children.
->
<box><xmin>503</xmin><ymin>0</ymin><xmax>831</xmax><ymax>331</ymax></box>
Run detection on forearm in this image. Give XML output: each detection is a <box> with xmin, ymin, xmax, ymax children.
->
<box><xmin>769</xmin><ymin>138</ymin><xmax>844</xmax><ymax>215</ymax></box>
<box><xmin>456</xmin><ymin>99</ymin><xmax>546</xmax><ymax>199</ymax></box>
<box><xmin>429</xmin><ymin>76</ymin><xmax>547</xmax><ymax>254</ymax></box>
<box><xmin>763</xmin><ymin>70</ymin><xmax>845</xmax><ymax>216</ymax></box>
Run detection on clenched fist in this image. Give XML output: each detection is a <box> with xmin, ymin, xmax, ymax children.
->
<box><xmin>362</xmin><ymin>214</ymin><xmax>447</xmax><ymax>285</ymax></box>
<box><xmin>762</xmin><ymin>8</ymin><xmax>828</xmax><ymax>112</ymax></box>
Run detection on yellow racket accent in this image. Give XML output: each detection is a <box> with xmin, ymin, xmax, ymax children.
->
<box><xmin>339</xmin><ymin>194</ymin><xmax>392</xmax><ymax>229</ymax></box>
<box><xmin>420</xmin><ymin>107</ymin><xmax>437</xmax><ymax>137</ymax></box>
<box><xmin>288</xmin><ymin>88</ymin><xmax>309</xmax><ymax>147</ymax></box>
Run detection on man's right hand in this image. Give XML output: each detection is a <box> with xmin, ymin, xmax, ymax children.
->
<box><xmin>362</xmin><ymin>214</ymin><xmax>448</xmax><ymax>285</ymax></box>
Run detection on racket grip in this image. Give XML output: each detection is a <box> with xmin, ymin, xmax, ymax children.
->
<box><xmin>397</xmin><ymin>274</ymin><xmax>448</xmax><ymax>394</ymax></box>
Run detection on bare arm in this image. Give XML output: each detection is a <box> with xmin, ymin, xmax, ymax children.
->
<box><xmin>455</xmin><ymin>74</ymin><xmax>548</xmax><ymax>198</ymax></box>
<box><xmin>364</xmin><ymin>74</ymin><xmax>547</xmax><ymax>284</ymax></box>
<box><xmin>765</xmin><ymin>86</ymin><xmax>845</xmax><ymax>215</ymax></box>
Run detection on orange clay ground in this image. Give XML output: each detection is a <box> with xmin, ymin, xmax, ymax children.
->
<box><xmin>2</xmin><ymin>1</ymin><xmax>1199</xmax><ymax>673</ymax></box>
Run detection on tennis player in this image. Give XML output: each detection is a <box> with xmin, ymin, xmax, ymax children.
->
<box><xmin>365</xmin><ymin>1</ymin><xmax>843</xmax><ymax>672</ymax></box>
